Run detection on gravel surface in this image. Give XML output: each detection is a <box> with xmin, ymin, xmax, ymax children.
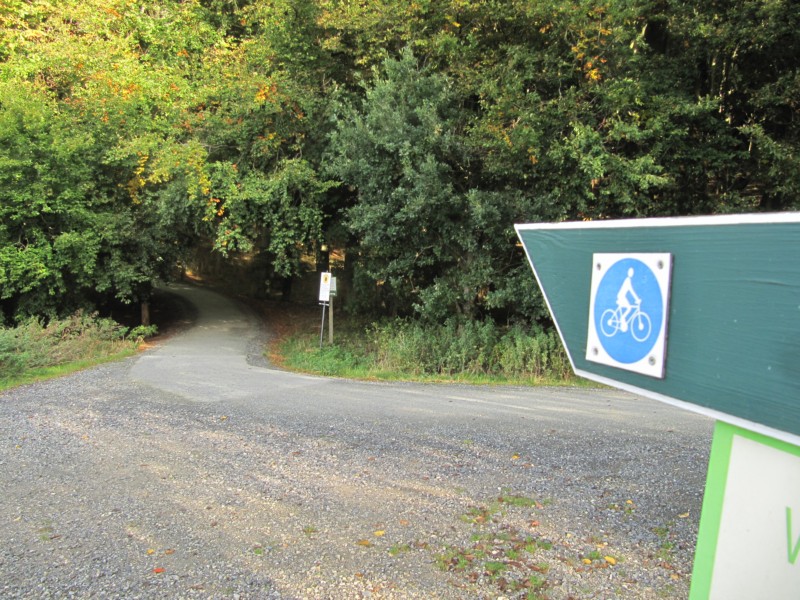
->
<box><xmin>0</xmin><ymin>285</ymin><xmax>714</xmax><ymax>599</ymax></box>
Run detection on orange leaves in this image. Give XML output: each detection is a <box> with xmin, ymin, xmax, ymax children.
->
<box><xmin>148</xmin><ymin>548</ymin><xmax>175</xmax><ymax>575</ymax></box>
<box><xmin>255</xmin><ymin>83</ymin><xmax>278</xmax><ymax>104</ymax></box>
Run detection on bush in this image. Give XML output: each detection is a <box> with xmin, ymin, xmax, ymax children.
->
<box><xmin>494</xmin><ymin>324</ymin><xmax>571</xmax><ymax>380</ymax></box>
<box><xmin>368</xmin><ymin>318</ymin><xmax>571</xmax><ymax>380</ymax></box>
<box><xmin>0</xmin><ymin>312</ymin><xmax>138</xmax><ymax>379</ymax></box>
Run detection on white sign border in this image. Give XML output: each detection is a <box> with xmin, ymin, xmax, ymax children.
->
<box><xmin>586</xmin><ymin>253</ymin><xmax>672</xmax><ymax>378</ymax></box>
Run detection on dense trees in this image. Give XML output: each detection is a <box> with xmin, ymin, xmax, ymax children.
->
<box><xmin>1</xmin><ymin>0</ymin><xmax>797</xmax><ymax>325</ymax></box>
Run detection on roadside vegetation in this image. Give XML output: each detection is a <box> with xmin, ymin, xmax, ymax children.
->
<box><xmin>0</xmin><ymin>313</ymin><xmax>156</xmax><ymax>391</ymax></box>
<box><xmin>272</xmin><ymin>305</ymin><xmax>579</xmax><ymax>385</ymax></box>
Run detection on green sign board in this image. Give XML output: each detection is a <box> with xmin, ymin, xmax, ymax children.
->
<box><xmin>515</xmin><ymin>213</ymin><xmax>800</xmax><ymax>446</ymax></box>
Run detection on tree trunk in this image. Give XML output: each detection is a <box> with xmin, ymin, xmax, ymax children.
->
<box><xmin>141</xmin><ymin>301</ymin><xmax>150</xmax><ymax>327</ymax></box>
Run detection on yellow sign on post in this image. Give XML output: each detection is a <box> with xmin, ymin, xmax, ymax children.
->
<box><xmin>319</xmin><ymin>271</ymin><xmax>332</xmax><ymax>303</ymax></box>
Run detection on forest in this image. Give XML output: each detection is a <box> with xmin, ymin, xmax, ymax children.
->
<box><xmin>1</xmin><ymin>0</ymin><xmax>798</xmax><ymax>329</ymax></box>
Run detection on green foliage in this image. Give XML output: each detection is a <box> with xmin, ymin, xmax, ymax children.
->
<box><xmin>327</xmin><ymin>50</ymin><xmax>539</xmax><ymax>321</ymax></box>
<box><xmin>208</xmin><ymin>159</ymin><xmax>333</xmax><ymax>277</ymax></box>
<box><xmin>0</xmin><ymin>312</ymin><xmax>137</xmax><ymax>379</ymax></box>
<box><xmin>281</xmin><ymin>316</ymin><xmax>573</xmax><ymax>383</ymax></box>
<box><xmin>1</xmin><ymin>0</ymin><xmax>798</xmax><ymax>336</ymax></box>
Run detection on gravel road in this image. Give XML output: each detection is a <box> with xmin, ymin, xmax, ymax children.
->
<box><xmin>0</xmin><ymin>284</ymin><xmax>714</xmax><ymax>599</ymax></box>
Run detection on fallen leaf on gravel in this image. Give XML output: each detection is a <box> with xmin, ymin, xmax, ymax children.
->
<box><xmin>671</xmin><ymin>573</ymin><xmax>681</xmax><ymax>580</ymax></box>
<box><xmin>153</xmin><ymin>567</ymin><xmax>165</xmax><ymax>574</ymax></box>
<box><xmin>605</xmin><ymin>556</ymin><xmax>617</xmax><ymax>566</ymax></box>
<box><xmin>529</xmin><ymin>520</ymin><xmax>540</xmax><ymax>528</ymax></box>
<box><xmin>399</xmin><ymin>519</ymin><xmax>409</xmax><ymax>526</ymax></box>
<box><xmin>582</xmin><ymin>558</ymin><xmax>592</xmax><ymax>565</ymax></box>
<box><xmin>357</xmin><ymin>539</ymin><xmax>373</xmax><ymax>547</ymax></box>
<box><xmin>679</xmin><ymin>511</ymin><xmax>690</xmax><ymax>518</ymax></box>
<box><xmin>511</xmin><ymin>453</ymin><xmax>520</xmax><ymax>460</ymax></box>
<box><xmin>146</xmin><ymin>549</ymin><xmax>155</xmax><ymax>555</ymax></box>
<box><xmin>165</xmin><ymin>549</ymin><xmax>175</xmax><ymax>555</ymax></box>
<box><xmin>374</xmin><ymin>530</ymin><xmax>385</xmax><ymax>537</ymax></box>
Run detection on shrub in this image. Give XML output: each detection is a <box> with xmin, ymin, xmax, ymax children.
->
<box><xmin>0</xmin><ymin>312</ymin><xmax>138</xmax><ymax>379</ymax></box>
<box><xmin>494</xmin><ymin>325</ymin><xmax>571</xmax><ymax>379</ymax></box>
<box><xmin>368</xmin><ymin>318</ymin><xmax>570</xmax><ymax>380</ymax></box>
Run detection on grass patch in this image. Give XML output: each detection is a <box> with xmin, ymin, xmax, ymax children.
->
<box><xmin>0</xmin><ymin>350</ymin><xmax>138</xmax><ymax>391</ymax></box>
<box><xmin>275</xmin><ymin>312</ymin><xmax>589</xmax><ymax>386</ymax></box>
<box><xmin>435</xmin><ymin>490</ymin><xmax>556</xmax><ymax>597</ymax></box>
<box><xmin>0</xmin><ymin>312</ymin><xmax>154</xmax><ymax>391</ymax></box>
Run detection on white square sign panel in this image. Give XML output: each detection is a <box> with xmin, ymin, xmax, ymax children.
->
<box><xmin>586</xmin><ymin>253</ymin><xmax>672</xmax><ymax>378</ymax></box>
<box><xmin>319</xmin><ymin>271</ymin><xmax>332</xmax><ymax>303</ymax></box>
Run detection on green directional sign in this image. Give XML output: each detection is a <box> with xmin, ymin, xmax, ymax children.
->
<box><xmin>515</xmin><ymin>213</ymin><xmax>800</xmax><ymax>445</ymax></box>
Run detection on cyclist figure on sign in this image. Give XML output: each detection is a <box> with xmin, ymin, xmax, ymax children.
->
<box><xmin>616</xmin><ymin>267</ymin><xmax>641</xmax><ymax>332</ymax></box>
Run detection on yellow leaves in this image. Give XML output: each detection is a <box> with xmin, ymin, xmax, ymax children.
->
<box><xmin>356</xmin><ymin>539</ymin><xmax>373</xmax><ymax>547</ymax></box>
<box><xmin>585</xmin><ymin>67</ymin><xmax>603</xmax><ymax>83</ymax></box>
<box><xmin>255</xmin><ymin>83</ymin><xmax>278</xmax><ymax>104</ymax></box>
<box><xmin>373</xmin><ymin>530</ymin><xmax>385</xmax><ymax>537</ymax></box>
<box><xmin>126</xmin><ymin>152</ymin><xmax>149</xmax><ymax>203</ymax></box>
<box><xmin>604</xmin><ymin>555</ymin><xmax>617</xmax><ymax>566</ymax></box>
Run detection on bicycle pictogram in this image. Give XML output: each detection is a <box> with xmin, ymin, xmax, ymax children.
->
<box><xmin>598</xmin><ymin>265</ymin><xmax>653</xmax><ymax>343</ymax></box>
<box><xmin>600</xmin><ymin>300</ymin><xmax>652</xmax><ymax>342</ymax></box>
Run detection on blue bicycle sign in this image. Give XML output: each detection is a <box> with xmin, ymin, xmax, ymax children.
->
<box><xmin>586</xmin><ymin>254</ymin><xmax>672</xmax><ymax>378</ymax></box>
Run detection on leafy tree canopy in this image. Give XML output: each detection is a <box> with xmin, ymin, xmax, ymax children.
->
<box><xmin>0</xmin><ymin>0</ymin><xmax>797</xmax><ymax>325</ymax></box>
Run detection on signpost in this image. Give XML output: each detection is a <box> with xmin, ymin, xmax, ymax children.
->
<box><xmin>515</xmin><ymin>212</ymin><xmax>800</xmax><ymax>599</ymax></box>
<box><xmin>318</xmin><ymin>272</ymin><xmax>336</xmax><ymax>347</ymax></box>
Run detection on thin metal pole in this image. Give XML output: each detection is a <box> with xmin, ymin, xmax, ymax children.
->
<box><xmin>328</xmin><ymin>297</ymin><xmax>334</xmax><ymax>345</ymax></box>
<box><xmin>319</xmin><ymin>303</ymin><xmax>327</xmax><ymax>349</ymax></box>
